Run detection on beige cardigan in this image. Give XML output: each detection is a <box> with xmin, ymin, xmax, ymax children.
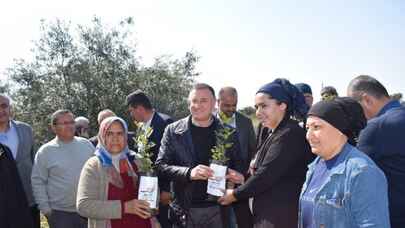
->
<box><xmin>76</xmin><ymin>156</ymin><xmax>123</xmax><ymax>228</ymax></box>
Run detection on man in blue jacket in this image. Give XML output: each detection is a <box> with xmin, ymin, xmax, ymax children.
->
<box><xmin>348</xmin><ymin>75</ymin><xmax>405</xmax><ymax>228</ymax></box>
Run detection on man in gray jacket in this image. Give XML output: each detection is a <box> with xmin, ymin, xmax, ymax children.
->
<box><xmin>32</xmin><ymin>109</ymin><xmax>94</xmax><ymax>228</ymax></box>
<box><xmin>0</xmin><ymin>94</ymin><xmax>39</xmax><ymax>228</ymax></box>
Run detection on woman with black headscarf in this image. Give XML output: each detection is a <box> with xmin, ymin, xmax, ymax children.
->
<box><xmin>219</xmin><ymin>78</ymin><xmax>313</xmax><ymax>228</ymax></box>
<box><xmin>300</xmin><ymin>97</ymin><xmax>390</xmax><ymax>228</ymax></box>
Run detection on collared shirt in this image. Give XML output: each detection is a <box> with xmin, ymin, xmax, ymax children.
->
<box><xmin>377</xmin><ymin>99</ymin><xmax>401</xmax><ymax>117</ymax></box>
<box><xmin>0</xmin><ymin>121</ymin><xmax>19</xmax><ymax>159</ymax></box>
<box><xmin>142</xmin><ymin>111</ymin><xmax>155</xmax><ymax>131</ymax></box>
<box><xmin>217</xmin><ymin>112</ymin><xmax>236</xmax><ymax>128</ymax></box>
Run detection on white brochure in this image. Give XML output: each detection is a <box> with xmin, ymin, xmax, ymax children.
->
<box><xmin>207</xmin><ymin>163</ymin><xmax>227</xmax><ymax>197</ymax></box>
<box><xmin>138</xmin><ymin>176</ymin><xmax>159</xmax><ymax>209</ymax></box>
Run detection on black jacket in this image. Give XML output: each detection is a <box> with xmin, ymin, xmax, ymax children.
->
<box><xmin>156</xmin><ymin>116</ymin><xmax>243</xmax><ymax>211</ymax></box>
<box><xmin>234</xmin><ymin>117</ymin><xmax>312</xmax><ymax>228</ymax></box>
<box><xmin>148</xmin><ymin>112</ymin><xmax>174</xmax><ymax>164</ymax></box>
<box><xmin>0</xmin><ymin>143</ymin><xmax>34</xmax><ymax>228</ymax></box>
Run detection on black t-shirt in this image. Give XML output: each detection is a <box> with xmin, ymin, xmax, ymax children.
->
<box><xmin>190</xmin><ymin>119</ymin><xmax>217</xmax><ymax>206</ymax></box>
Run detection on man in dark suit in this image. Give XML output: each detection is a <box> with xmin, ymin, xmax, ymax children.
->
<box><xmin>217</xmin><ymin>87</ymin><xmax>256</xmax><ymax>228</ymax></box>
<box><xmin>126</xmin><ymin>90</ymin><xmax>173</xmax><ymax>228</ymax></box>
<box><xmin>348</xmin><ymin>75</ymin><xmax>405</xmax><ymax>228</ymax></box>
<box><xmin>0</xmin><ymin>94</ymin><xmax>39</xmax><ymax>228</ymax></box>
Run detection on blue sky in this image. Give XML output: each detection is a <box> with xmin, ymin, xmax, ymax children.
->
<box><xmin>1</xmin><ymin>0</ymin><xmax>404</xmax><ymax>107</ymax></box>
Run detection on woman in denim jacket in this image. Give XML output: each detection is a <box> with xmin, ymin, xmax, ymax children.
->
<box><xmin>300</xmin><ymin>97</ymin><xmax>390</xmax><ymax>228</ymax></box>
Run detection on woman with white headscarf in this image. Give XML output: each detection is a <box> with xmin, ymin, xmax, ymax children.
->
<box><xmin>77</xmin><ymin>116</ymin><xmax>160</xmax><ymax>228</ymax></box>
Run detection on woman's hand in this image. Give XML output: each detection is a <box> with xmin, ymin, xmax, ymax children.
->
<box><xmin>218</xmin><ymin>189</ymin><xmax>237</xmax><ymax>205</ymax></box>
<box><xmin>124</xmin><ymin>199</ymin><xmax>152</xmax><ymax>219</ymax></box>
<box><xmin>226</xmin><ymin>168</ymin><xmax>245</xmax><ymax>184</ymax></box>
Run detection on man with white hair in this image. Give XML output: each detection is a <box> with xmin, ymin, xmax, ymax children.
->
<box><xmin>0</xmin><ymin>94</ymin><xmax>39</xmax><ymax>228</ymax></box>
<box><xmin>74</xmin><ymin>116</ymin><xmax>90</xmax><ymax>138</ymax></box>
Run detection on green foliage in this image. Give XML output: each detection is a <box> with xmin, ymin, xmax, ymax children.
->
<box><xmin>6</xmin><ymin>17</ymin><xmax>198</xmax><ymax>146</ymax></box>
<box><xmin>0</xmin><ymin>80</ymin><xmax>10</xmax><ymax>94</ymax></box>
<box><xmin>134</xmin><ymin>123</ymin><xmax>155</xmax><ymax>173</ymax></box>
<box><xmin>238</xmin><ymin>106</ymin><xmax>255</xmax><ymax>117</ymax></box>
<box><xmin>211</xmin><ymin>112</ymin><xmax>235</xmax><ymax>164</ymax></box>
<box><xmin>390</xmin><ymin>93</ymin><xmax>403</xmax><ymax>101</ymax></box>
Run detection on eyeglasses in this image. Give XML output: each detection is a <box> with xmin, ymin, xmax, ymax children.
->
<box><xmin>0</xmin><ymin>103</ymin><xmax>10</xmax><ymax>109</ymax></box>
<box><xmin>55</xmin><ymin>121</ymin><xmax>75</xmax><ymax>126</ymax></box>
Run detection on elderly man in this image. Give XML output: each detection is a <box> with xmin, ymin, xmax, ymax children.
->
<box><xmin>74</xmin><ymin>116</ymin><xmax>90</xmax><ymax>138</ymax></box>
<box><xmin>0</xmin><ymin>94</ymin><xmax>39</xmax><ymax>227</ymax></box>
<box><xmin>31</xmin><ymin>109</ymin><xmax>94</xmax><ymax>228</ymax></box>
<box><xmin>156</xmin><ymin>83</ymin><xmax>243</xmax><ymax>228</ymax></box>
<box><xmin>348</xmin><ymin>75</ymin><xmax>405</xmax><ymax>228</ymax></box>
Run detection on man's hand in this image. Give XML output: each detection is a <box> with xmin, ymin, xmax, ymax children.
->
<box><xmin>160</xmin><ymin>191</ymin><xmax>172</xmax><ymax>205</ymax></box>
<box><xmin>226</xmin><ymin>168</ymin><xmax>245</xmax><ymax>184</ymax></box>
<box><xmin>190</xmin><ymin>165</ymin><xmax>214</xmax><ymax>180</ymax></box>
<box><xmin>124</xmin><ymin>199</ymin><xmax>152</xmax><ymax>219</ymax></box>
<box><xmin>218</xmin><ymin>189</ymin><xmax>237</xmax><ymax>205</ymax></box>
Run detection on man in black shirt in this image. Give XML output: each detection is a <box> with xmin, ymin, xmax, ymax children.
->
<box><xmin>156</xmin><ymin>83</ymin><xmax>244</xmax><ymax>228</ymax></box>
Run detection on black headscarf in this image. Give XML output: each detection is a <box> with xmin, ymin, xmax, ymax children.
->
<box><xmin>257</xmin><ymin>78</ymin><xmax>309</xmax><ymax>121</ymax></box>
<box><xmin>308</xmin><ymin>97</ymin><xmax>366</xmax><ymax>145</ymax></box>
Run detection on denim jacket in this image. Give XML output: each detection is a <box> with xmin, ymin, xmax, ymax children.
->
<box><xmin>298</xmin><ymin>143</ymin><xmax>390</xmax><ymax>228</ymax></box>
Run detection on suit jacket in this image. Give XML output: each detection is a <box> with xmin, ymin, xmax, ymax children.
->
<box><xmin>233</xmin><ymin>112</ymin><xmax>256</xmax><ymax>228</ymax></box>
<box><xmin>357</xmin><ymin>100</ymin><xmax>405</xmax><ymax>228</ymax></box>
<box><xmin>149</xmin><ymin>112</ymin><xmax>174</xmax><ymax>164</ymax></box>
<box><xmin>235</xmin><ymin>112</ymin><xmax>256</xmax><ymax>174</ymax></box>
<box><xmin>146</xmin><ymin>112</ymin><xmax>173</xmax><ymax>193</ymax></box>
<box><xmin>234</xmin><ymin>117</ymin><xmax>312</xmax><ymax>228</ymax></box>
<box><xmin>0</xmin><ymin>143</ymin><xmax>34</xmax><ymax>228</ymax></box>
<box><xmin>12</xmin><ymin>120</ymin><xmax>36</xmax><ymax>206</ymax></box>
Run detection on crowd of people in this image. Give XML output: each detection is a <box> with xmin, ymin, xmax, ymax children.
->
<box><xmin>0</xmin><ymin>74</ymin><xmax>404</xmax><ymax>228</ymax></box>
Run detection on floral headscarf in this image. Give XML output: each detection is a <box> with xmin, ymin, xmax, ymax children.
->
<box><xmin>95</xmin><ymin>116</ymin><xmax>136</xmax><ymax>188</ymax></box>
<box><xmin>95</xmin><ymin>116</ymin><xmax>161</xmax><ymax>228</ymax></box>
